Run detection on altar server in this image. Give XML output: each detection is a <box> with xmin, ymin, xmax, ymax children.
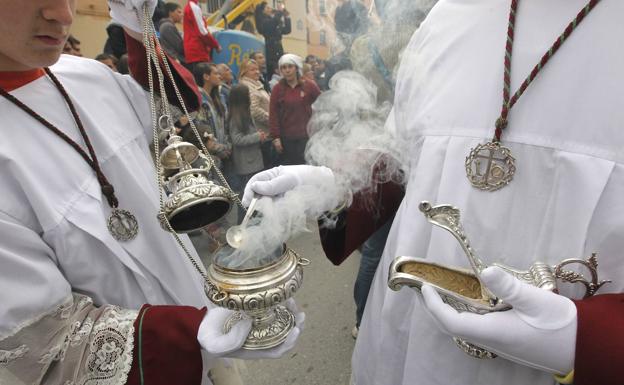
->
<box><xmin>243</xmin><ymin>1</ymin><xmax>624</xmax><ymax>384</ymax></box>
<box><xmin>0</xmin><ymin>1</ymin><xmax>299</xmax><ymax>384</ymax></box>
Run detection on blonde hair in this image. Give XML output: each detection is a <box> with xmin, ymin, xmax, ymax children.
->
<box><xmin>303</xmin><ymin>63</ymin><xmax>313</xmax><ymax>75</ymax></box>
<box><xmin>238</xmin><ymin>58</ymin><xmax>258</xmax><ymax>81</ymax></box>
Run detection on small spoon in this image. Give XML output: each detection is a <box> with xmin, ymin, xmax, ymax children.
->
<box><xmin>226</xmin><ymin>197</ymin><xmax>259</xmax><ymax>248</ymax></box>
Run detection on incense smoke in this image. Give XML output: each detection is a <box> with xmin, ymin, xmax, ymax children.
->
<box><xmin>218</xmin><ymin>0</ymin><xmax>438</xmax><ymax>269</ymax></box>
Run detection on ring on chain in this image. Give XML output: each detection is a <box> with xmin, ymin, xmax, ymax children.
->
<box><xmin>158</xmin><ymin>115</ymin><xmax>173</xmax><ymax>131</ymax></box>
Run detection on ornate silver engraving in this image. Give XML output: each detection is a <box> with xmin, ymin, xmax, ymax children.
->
<box><xmin>157</xmin><ymin>134</ymin><xmax>235</xmax><ymax>233</ymax></box>
<box><xmin>159</xmin><ymin>168</ymin><xmax>235</xmax><ymax>233</ymax></box>
<box><xmin>453</xmin><ymin>338</ymin><xmax>497</xmax><ymax>359</ymax></box>
<box><xmin>223</xmin><ymin>306</ymin><xmax>295</xmax><ymax>349</ymax></box>
<box><xmin>389</xmin><ymin>201</ymin><xmax>612</xmax><ymax>360</ymax></box>
<box><xmin>209</xmin><ymin>267</ymin><xmax>303</xmax><ymax>312</ymax></box>
<box><xmin>465</xmin><ymin>141</ymin><xmax>516</xmax><ymax>191</ymax></box>
<box><xmin>206</xmin><ymin>248</ymin><xmax>306</xmax><ymax>350</ymax></box>
<box><xmin>554</xmin><ymin>253</ymin><xmax>611</xmax><ymax>298</ymax></box>
<box><xmin>419</xmin><ymin>201</ymin><xmax>496</xmax><ymax>303</ymax></box>
<box><xmin>440</xmin><ymin>293</ymin><xmax>487</xmax><ymax>315</ymax></box>
<box><xmin>107</xmin><ymin>209</ymin><xmax>139</xmax><ymax>242</ymax></box>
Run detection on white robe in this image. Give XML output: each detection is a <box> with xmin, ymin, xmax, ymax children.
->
<box><xmin>352</xmin><ymin>1</ymin><xmax>624</xmax><ymax>384</ymax></box>
<box><xmin>0</xmin><ymin>54</ymin><xmax>209</xmax><ymax>337</ymax></box>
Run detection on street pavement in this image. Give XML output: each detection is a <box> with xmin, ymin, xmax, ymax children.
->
<box><xmin>192</xmin><ymin>222</ymin><xmax>361</xmax><ymax>385</ymax></box>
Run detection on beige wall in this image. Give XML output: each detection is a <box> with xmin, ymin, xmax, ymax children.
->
<box><xmin>281</xmin><ymin>0</ymin><xmax>308</xmax><ymax>58</ymax></box>
<box><xmin>71</xmin><ymin>0</ymin><xmax>308</xmax><ymax>59</ymax></box>
<box><xmin>306</xmin><ymin>0</ymin><xmax>375</xmax><ymax>59</ymax></box>
<box><xmin>72</xmin><ymin>0</ymin><xmax>112</xmax><ymax>59</ymax></box>
<box><xmin>71</xmin><ymin>13</ymin><xmax>111</xmax><ymax>59</ymax></box>
<box><xmin>306</xmin><ymin>0</ymin><xmax>332</xmax><ymax>59</ymax></box>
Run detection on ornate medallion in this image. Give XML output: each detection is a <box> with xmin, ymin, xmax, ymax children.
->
<box><xmin>107</xmin><ymin>208</ymin><xmax>139</xmax><ymax>241</ymax></box>
<box><xmin>465</xmin><ymin>141</ymin><xmax>516</xmax><ymax>191</ymax></box>
<box><xmin>453</xmin><ymin>337</ymin><xmax>497</xmax><ymax>359</ymax></box>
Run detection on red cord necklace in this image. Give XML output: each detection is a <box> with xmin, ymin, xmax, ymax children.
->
<box><xmin>465</xmin><ymin>0</ymin><xmax>601</xmax><ymax>191</ymax></box>
<box><xmin>0</xmin><ymin>68</ymin><xmax>139</xmax><ymax>241</ymax></box>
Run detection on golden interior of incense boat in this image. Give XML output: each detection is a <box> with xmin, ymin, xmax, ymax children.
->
<box><xmin>399</xmin><ymin>261</ymin><xmax>482</xmax><ymax>299</ymax></box>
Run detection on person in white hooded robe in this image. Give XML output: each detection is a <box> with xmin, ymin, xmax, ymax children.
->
<box><xmin>241</xmin><ymin>0</ymin><xmax>624</xmax><ymax>384</ymax></box>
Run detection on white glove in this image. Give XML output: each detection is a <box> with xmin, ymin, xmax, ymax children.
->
<box><xmin>198</xmin><ymin>299</ymin><xmax>304</xmax><ymax>360</ymax></box>
<box><xmin>197</xmin><ymin>307</ymin><xmax>252</xmax><ymax>357</ymax></box>
<box><xmin>242</xmin><ymin>165</ymin><xmax>335</xmax><ymax>207</ymax></box>
<box><xmin>421</xmin><ymin>266</ymin><xmax>577</xmax><ymax>375</ymax></box>
<box><xmin>108</xmin><ymin>0</ymin><xmax>158</xmax><ymax>33</ymax></box>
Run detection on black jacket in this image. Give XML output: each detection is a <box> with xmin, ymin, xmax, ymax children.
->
<box><xmin>260</xmin><ymin>11</ymin><xmax>291</xmax><ymax>45</ymax></box>
<box><xmin>158</xmin><ymin>19</ymin><xmax>185</xmax><ymax>63</ymax></box>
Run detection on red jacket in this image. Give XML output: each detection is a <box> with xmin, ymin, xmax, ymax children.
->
<box><xmin>269</xmin><ymin>79</ymin><xmax>321</xmax><ymax>140</ymax></box>
<box><xmin>183</xmin><ymin>0</ymin><xmax>220</xmax><ymax>64</ymax></box>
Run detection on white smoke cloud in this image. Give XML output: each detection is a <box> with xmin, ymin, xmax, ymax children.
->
<box><xmin>216</xmin><ymin>182</ymin><xmax>343</xmax><ymax>269</ymax></box>
<box><xmin>215</xmin><ymin>0</ymin><xmax>438</xmax><ymax>269</ymax></box>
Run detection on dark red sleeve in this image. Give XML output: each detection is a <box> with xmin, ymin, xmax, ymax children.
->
<box><xmin>572</xmin><ymin>293</ymin><xmax>624</xmax><ymax>385</ymax></box>
<box><xmin>319</xmin><ymin>178</ymin><xmax>404</xmax><ymax>266</ymax></box>
<box><xmin>126</xmin><ymin>304</ymin><xmax>207</xmax><ymax>385</ymax></box>
<box><xmin>125</xmin><ymin>32</ymin><xmax>201</xmax><ymax>112</ymax></box>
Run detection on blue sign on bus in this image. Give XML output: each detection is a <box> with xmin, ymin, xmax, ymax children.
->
<box><xmin>212</xmin><ymin>29</ymin><xmax>265</xmax><ymax>80</ymax></box>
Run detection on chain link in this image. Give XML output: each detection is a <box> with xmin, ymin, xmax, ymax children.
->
<box><xmin>140</xmin><ymin>4</ymin><xmax>217</xmax><ymax>288</ymax></box>
<box><xmin>150</xmin><ymin>23</ymin><xmax>244</xmax><ymax>209</ymax></box>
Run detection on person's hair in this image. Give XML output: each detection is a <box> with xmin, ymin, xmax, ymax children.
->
<box><xmin>249</xmin><ymin>51</ymin><xmax>264</xmax><ymax>61</ymax></box>
<box><xmin>303</xmin><ymin>63</ymin><xmax>312</xmax><ymax>74</ymax></box>
<box><xmin>152</xmin><ymin>0</ymin><xmax>167</xmax><ymax>25</ymax></box>
<box><xmin>216</xmin><ymin>63</ymin><xmax>230</xmax><ymax>74</ymax></box>
<box><xmin>193</xmin><ymin>63</ymin><xmax>225</xmax><ymax>117</ymax></box>
<box><xmin>117</xmin><ymin>54</ymin><xmax>129</xmax><ymax>75</ymax></box>
<box><xmin>238</xmin><ymin>59</ymin><xmax>258</xmax><ymax>80</ymax></box>
<box><xmin>67</xmin><ymin>35</ymin><xmax>80</xmax><ymax>47</ymax></box>
<box><xmin>164</xmin><ymin>2</ymin><xmax>180</xmax><ymax>15</ymax></box>
<box><xmin>95</xmin><ymin>53</ymin><xmax>118</xmax><ymax>64</ymax></box>
<box><xmin>254</xmin><ymin>2</ymin><xmax>268</xmax><ymax>35</ymax></box>
<box><xmin>305</xmin><ymin>54</ymin><xmax>318</xmax><ymax>64</ymax></box>
<box><xmin>227</xmin><ymin>84</ymin><xmax>253</xmax><ymax>134</ymax></box>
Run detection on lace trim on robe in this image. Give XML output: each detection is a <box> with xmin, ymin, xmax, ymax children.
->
<box><xmin>0</xmin><ymin>293</ymin><xmax>137</xmax><ymax>385</ymax></box>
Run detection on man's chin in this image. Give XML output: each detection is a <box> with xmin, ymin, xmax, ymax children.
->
<box><xmin>32</xmin><ymin>50</ymin><xmax>64</xmax><ymax>69</ymax></box>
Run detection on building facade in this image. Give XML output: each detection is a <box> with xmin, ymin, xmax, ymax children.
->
<box><xmin>306</xmin><ymin>0</ymin><xmax>374</xmax><ymax>60</ymax></box>
<box><xmin>73</xmin><ymin>0</ymin><xmax>308</xmax><ymax>60</ymax></box>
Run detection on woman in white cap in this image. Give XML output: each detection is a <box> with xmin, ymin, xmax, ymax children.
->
<box><xmin>269</xmin><ymin>53</ymin><xmax>321</xmax><ymax>165</ymax></box>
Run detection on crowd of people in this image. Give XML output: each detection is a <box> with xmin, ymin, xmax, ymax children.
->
<box><xmin>61</xmin><ymin>1</ymin><xmax>331</xmax><ymax>206</ymax></box>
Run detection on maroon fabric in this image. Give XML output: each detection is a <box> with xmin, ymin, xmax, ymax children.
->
<box><xmin>126</xmin><ymin>304</ymin><xmax>207</xmax><ymax>385</ymax></box>
<box><xmin>572</xmin><ymin>294</ymin><xmax>624</xmax><ymax>385</ymax></box>
<box><xmin>183</xmin><ymin>0</ymin><xmax>220</xmax><ymax>64</ymax></box>
<box><xmin>319</xmin><ymin>179</ymin><xmax>404</xmax><ymax>266</ymax></box>
<box><xmin>125</xmin><ymin>32</ymin><xmax>201</xmax><ymax>112</ymax></box>
<box><xmin>269</xmin><ymin>79</ymin><xmax>321</xmax><ymax>140</ymax></box>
